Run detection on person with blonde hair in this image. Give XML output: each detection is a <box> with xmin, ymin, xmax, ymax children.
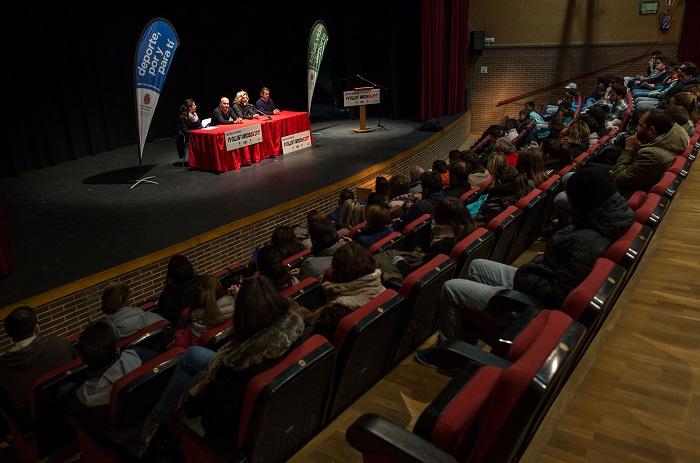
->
<box><xmin>494</xmin><ymin>137</ymin><xmax>518</xmax><ymax>167</ymax></box>
<box><xmin>232</xmin><ymin>90</ymin><xmax>260</xmax><ymax>120</ymax></box>
<box><xmin>338</xmin><ymin>199</ymin><xmax>365</xmax><ymax>235</ymax></box>
<box><xmin>563</xmin><ymin>120</ymin><xmax>590</xmax><ymax>156</ymax></box>
<box><xmin>187</xmin><ymin>276</ymin><xmax>235</xmax><ymax>339</ymax></box>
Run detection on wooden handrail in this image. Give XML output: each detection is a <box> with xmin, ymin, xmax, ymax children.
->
<box><xmin>496</xmin><ymin>53</ymin><xmax>648</xmax><ymax>107</ymax></box>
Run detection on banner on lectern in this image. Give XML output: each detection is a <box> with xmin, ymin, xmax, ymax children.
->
<box><xmin>343</xmin><ymin>89</ymin><xmax>381</xmax><ymax>107</ymax></box>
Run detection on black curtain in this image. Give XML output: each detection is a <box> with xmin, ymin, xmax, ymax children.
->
<box><xmin>1</xmin><ymin>3</ymin><xmax>420</xmax><ymax>178</ymax></box>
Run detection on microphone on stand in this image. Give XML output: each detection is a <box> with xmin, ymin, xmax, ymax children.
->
<box><xmin>249</xmin><ymin>104</ymin><xmax>272</xmax><ymax>121</ymax></box>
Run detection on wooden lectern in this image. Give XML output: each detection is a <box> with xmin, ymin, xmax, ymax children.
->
<box><xmin>352</xmin><ymin>86</ymin><xmax>374</xmax><ymax>133</ymax></box>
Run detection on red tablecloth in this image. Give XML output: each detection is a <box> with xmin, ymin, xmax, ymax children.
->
<box><xmin>188</xmin><ymin>111</ymin><xmax>312</xmax><ymax>173</ymax></box>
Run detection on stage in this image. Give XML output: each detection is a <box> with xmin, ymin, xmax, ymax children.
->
<box><xmin>0</xmin><ymin>116</ymin><xmax>462</xmax><ymax>307</ymax></box>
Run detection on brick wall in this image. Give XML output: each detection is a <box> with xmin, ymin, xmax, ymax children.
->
<box><xmin>0</xmin><ymin>116</ymin><xmax>470</xmax><ymax>353</ymax></box>
<box><xmin>467</xmin><ymin>41</ymin><xmax>679</xmax><ymax>133</ymax></box>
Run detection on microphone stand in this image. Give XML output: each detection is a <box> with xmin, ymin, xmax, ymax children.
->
<box><xmin>250</xmin><ymin>104</ymin><xmax>272</xmax><ymax>121</ymax></box>
<box><xmin>356</xmin><ymin>73</ymin><xmax>389</xmax><ymax>131</ymax></box>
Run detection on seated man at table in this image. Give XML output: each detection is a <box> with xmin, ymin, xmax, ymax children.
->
<box><xmin>256</xmin><ymin>86</ymin><xmax>280</xmax><ymax>115</ymax></box>
<box><xmin>210</xmin><ymin>97</ymin><xmax>243</xmax><ymax>126</ymax></box>
<box><xmin>232</xmin><ymin>90</ymin><xmax>260</xmax><ymax>120</ymax></box>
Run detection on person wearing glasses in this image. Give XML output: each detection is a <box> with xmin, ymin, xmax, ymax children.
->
<box><xmin>210</xmin><ymin>97</ymin><xmax>243</xmax><ymax>126</ymax></box>
<box><xmin>176</xmin><ymin>98</ymin><xmax>203</xmax><ymax>167</ymax></box>
<box><xmin>232</xmin><ymin>90</ymin><xmax>260</xmax><ymax>120</ymax></box>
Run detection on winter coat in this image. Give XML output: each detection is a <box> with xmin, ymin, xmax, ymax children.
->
<box><xmin>104</xmin><ymin>306</ymin><xmax>166</xmax><ymax>338</ymax></box>
<box><xmin>513</xmin><ymin>191</ymin><xmax>635</xmax><ymax>307</ymax></box>
<box><xmin>188</xmin><ymin>295</ymin><xmax>236</xmax><ymax>338</ymax></box>
<box><xmin>612</xmin><ymin>123</ymin><xmax>689</xmax><ymax>193</ymax></box>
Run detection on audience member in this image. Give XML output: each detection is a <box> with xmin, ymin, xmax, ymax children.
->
<box><xmin>356</xmin><ymin>204</ymin><xmax>394</xmax><ymax>248</ymax></box>
<box><xmin>327</xmin><ymin>189</ymin><xmax>356</xmax><ymax>223</ymax></box>
<box><xmin>139</xmin><ymin>275</ymin><xmax>307</xmax><ymax>451</ymax></box>
<box><xmin>101</xmin><ymin>282</ymin><xmax>165</xmax><ymax>338</ymax></box>
<box><xmin>256</xmin><ymin>245</ymin><xmax>299</xmax><ymax>291</ymax></box>
<box><xmin>444</xmin><ymin>161</ymin><xmax>472</xmax><ymax>199</ymax></box>
<box><xmin>185</xmin><ymin>276</ymin><xmax>235</xmax><ymax>340</ymax></box>
<box><xmin>416</xmin><ymin>168</ymin><xmax>634</xmax><ymax>366</ymax></box>
<box><xmin>158</xmin><ymin>254</ymin><xmax>197</xmax><ymax>325</ymax></box>
<box><xmin>269</xmin><ymin>225</ymin><xmax>306</xmax><ymax>260</ymax></box>
<box><xmin>432</xmin><ymin>159</ymin><xmax>450</xmax><ymax>187</ymax></box>
<box><xmin>397</xmin><ymin>171</ymin><xmax>445</xmax><ymax>230</ymax></box>
<box><xmin>494</xmin><ymin>137</ymin><xmax>519</xmax><ymax>167</ymax></box>
<box><xmin>463</xmin><ymin>151</ymin><xmax>490</xmax><ymax>186</ymax></box>
<box><xmin>408</xmin><ymin>165</ymin><xmax>425</xmax><ymax>193</ymax></box>
<box><xmin>301</xmin><ymin>243</ymin><xmax>384</xmax><ymax>339</ymax></box>
<box><xmin>0</xmin><ymin>306</ymin><xmax>77</xmax><ymax>419</ymax></box>
<box><xmin>299</xmin><ymin>220</ymin><xmax>343</xmax><ymax>279</ymax></box>
<box><xmin>612</xmin><ymin>108</ymin><xmax>689</xmax><ymax>194</ymax></box>
<box><xmin>338</xmin><ymin>199</ymin><xmax>365</xmax><ymax>236</ymax></box>
<box><xmin>541</xmin><ymin>138</ymin><xmax>574</xmax><ymax>170</ymax></box>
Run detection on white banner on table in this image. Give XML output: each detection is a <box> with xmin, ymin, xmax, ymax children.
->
<box><xmin>281</xmin><ymin>130</ymin><xmax>312</xmax><ymax>154</ymax></box>
<box><xmin>343</xmin><ymin>89</ymin><xmax>380</xmax><ymax>107</ymax></box>
<box><xmin>225</xmin><ymin>124</ymin><xmax>263</xmax><ymax>151</ymax></box>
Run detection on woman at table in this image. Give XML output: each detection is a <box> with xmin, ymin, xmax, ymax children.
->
<box><xmin>176</xmin><ymin>98</ymin><xmax>203</xmax><ymax>166</ymax></box>
<box><xmin>232</xmin><ymin>90</ymin><xmax>260</xmax><ymax>120</ymax></box>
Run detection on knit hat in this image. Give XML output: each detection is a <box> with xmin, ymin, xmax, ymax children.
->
<box><xmin>564</xmin><ymin>82</ymin><xmax>577</xmax><ymax>90</ymax></box>
<box><xmin>565</xmin><ymin>168</ymin><xmax>617</xmax><ymax>212</ymax></box>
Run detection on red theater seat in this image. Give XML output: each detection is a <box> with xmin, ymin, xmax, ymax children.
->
<box><xmin>280</xmin><ymin>276</ymin><xmax>326</xmax><ymax>311</ymax></box>
<box><xmin>486</xmin><ymin>206</ymin><xmax>525</xmax><ymax>264</ymax></box>
<box><xmin>505</xmin><ymin>189</ymin><xmax>547</xmax><ymax>264</ymax></box>
<box><xmin>449</xmin><ymin>227</ymin><xmax>495</xmax><ymax>279</ymax></box>
<box><xmin>634</xmin><ymin>192</ymin><xmax>669</xmax><ymax>228</ymax></box>
<box><xmin>402</xmin><ymin>214</ymin><xmax>433</xmax><ymax>251</ymax></box>
<box><xmin>369</xmin><ymin>231</ymin><xmax>406</xmax><ymax>254</ymax></box>
<box><xmin>604</xmin><ymin>222</ymin><xmax>652</xmax><ymax>270</ymax></box>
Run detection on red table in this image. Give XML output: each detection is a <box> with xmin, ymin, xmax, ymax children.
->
<box><xmin>188</xmin><ymin>111</ymin><xmax>312</xmax><ymax>173</ymax></box>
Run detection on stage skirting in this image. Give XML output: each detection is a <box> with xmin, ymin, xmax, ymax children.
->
<box><xmin>189</xmin><ymin>111</ymin><xmax>312</xmax><ymax>173</ymax></box>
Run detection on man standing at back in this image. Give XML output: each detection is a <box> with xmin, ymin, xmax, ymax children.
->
<box><xmin>0</xmin><ymin>306</ymin><xmax>77</xmax><ymax>418</ymax></box>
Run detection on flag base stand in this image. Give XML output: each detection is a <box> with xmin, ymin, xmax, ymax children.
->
<box><xmin>130</xmin><ymin>176</ymin><xmax>158</xmax><ymax>189</ymax></box>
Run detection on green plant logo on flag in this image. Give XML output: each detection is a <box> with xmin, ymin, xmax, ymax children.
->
<box><xmin>307</xmin><ymin>20</ymin><xmax>329</xmax><ymax>113</ymax></box>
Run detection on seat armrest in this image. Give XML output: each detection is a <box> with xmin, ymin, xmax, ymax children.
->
<box><xmin>483</xmin><ymin>289</ymin><xmax>541</xmax><ymax>324</ymax></box>
<box><xmin>432</xmin><ymin>340</ymin><xmax>511</xmax><ymax>371</ymax></box>
<box><xmin>491</xmin><ymin>306</ymin><xmax>540</xmax><ymax>357</ymax></box>
<box><xmin>347</xmin><ymin>414</ymin><xmax>457</xmax><ymax>463</ymax></box>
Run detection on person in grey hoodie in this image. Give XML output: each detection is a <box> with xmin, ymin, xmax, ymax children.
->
<box><xmin>0</xmin><ymin>306</ymin><xmax>77</xmax><ymax>420</ymax></box>
<box><xmin>101</xmin><ymin>282</ymin><xmax>166</xmax><ymax>338</ymax></box>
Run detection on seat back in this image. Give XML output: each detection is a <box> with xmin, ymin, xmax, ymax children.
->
<box><xmin>369</xmin><ymin>232</ymin><xmax>406</xmax><ymax>254</ymax></box>
<box><xmin>487</xmin><ymin>206</ymin><xmax>525</xmax><ymax>264</ymax></box>
<box><xmin>390</xmin><ymin>255</ymin><xmax>456</xmax><ymax>367</ymax></box>
<box><xmin>634</xmin><ymin>192</ymin><xmax>669</xmax><ymax>228</ymax></box>
<box><xmin>238</xmin><ymin>335</ymin><xmax>335</xmax><ymax>461</ymax></box>
<box><xmin>280</xmin><ymin>277</ymin><xmax>327</xmax><ymax>311</ymax></box>
<box><xmin>349</xmin><ymin>221</ymin><xmax>368</xmax><ymax>238</ymax></box>
<box><xmin>282</xmin><ymin>248</ymin><xmax>312</xmax><ymax>270</ymax></box>
<box><xmin>212</xmin><ymin>262</ymin><xmax>249</xmax><ymax>289</ymax></box>
<box><xmin>110</xmin><ymin>348</ymin><xmax>185</xmax><ymax>430</ymax></box>
<box><xmin>117</xmin><ymin>319</ymin><xmax>171</xmax><ymax>351</ymax></box>
<box><xmin>449</xmin><ymin>227</ymin><xmax>496</xmax><ymax>279</ymax></box>
<box><xmin>468</xmin><ymin>310</ymin><xmax>584</xmax><ymax>463</ymax></box>
<box><xmin>604</xmin><ymin>222</ymin><xmax>652</xmax><ymax>270</ymax></box>
<box><xmin>329</xmin><ymin>290</ymin><xmax>404</xmax><ymax>418</ymax></box>
<box><xmin>198</xmin><ymin>319</ymin><xmax>234</xmax><ymax>350</ymax></box>
<box><xmin>459</xmin><ymin>187</ymin><xmax>480</xmax><ymax>205</ymax></box>
<box><xmin>561</xmin><ymin>258</ymin><xmax>626</xmax><ymax>333</ymax></box>
<box><xmin>650</xmin><ymin>171</ymin><xmax>682</xmax><ymax>198</ymax></box>
<box><xmin>402</xmin><ymin>214</ymin><xmax>432</xmax><ymax>251</ymax></box>
<box><xmin>505</xmin><ymin>189</ymin><xmax>546</xmax><ymax>264</ymax></box>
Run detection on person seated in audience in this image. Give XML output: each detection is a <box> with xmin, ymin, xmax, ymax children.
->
<box><xmin>139</xmin><ymin>275</ymin><xmax>308</xmax><ymax>452</ymax></box>
<box><xmin>585</xmin><ymin>106</ymin><xmax>610</xmax><ymax>138</ymax></box>
<box><xmin>396</xmin><ymin>171</ymin><xmax>445</xmax><ymax>231</ymax></box>
<box><xmin>408</xmin><ymin>165</ymin><xmax>425</xmax><ymax>193</ymax></box>
<box><xmin>432</xmin><ymin>159</ymin><xmax>450</xmax><ymax>187</ymax></box>
<box><xmin>101</xmin><ymin>282</ymin><xmax>166</xmax><ymax>338</ymax></box>
<box><xmin>444</xmin><ymin>160</ymin><xmax>472</xmax><ymax>199</ymax></box>
<box><xmin>604</xmin><ymin>84</ymin><xmax>629</xmax><ymax>128</ymax></box>
<box><xmin>562</xmin><ymin>119</ymin><xmax>590</xmax><ymax>157</ymax></box>
<box><xmin>158</xmin><ymin>254</ymin><xmax>197</xmax><ymax>325</ymax></box>
<box><xmin>666</xmin><ymin>62</ymin><xmax>700</xmax><ymax>99</ymax></box>
<box><xmin>612</xmin><ymin>108</ymin><xmax>689</xmax><ymax>195</ymax></box>
<box><xmin>629</xmin><ymin>55</ymin><xmax>668</xmax><ymax>90</ymax></box>
<box><xmin>300</xmin><ymin>243</ymin><xmax>384</xmax><ymax>340</ymax></box>
<box><xmin>231</xmin><ymin>90</ymin><xmax>260</xmax><ymax>120</ymax></box>
<box><xmin>415</xmin><ymin>168</ymin><xmax>634</xmax><ymax>366</ymax></box>
<box><xmin>517</xmin><ymin>144</ymin><xmax>548</xmax><ymax>188</ymax></box>
<box><xmin>337</xmin><ymin>199</ymin><xmax>365</xmax><ymax>236</ymax></box>
<box><xmin>474</xmin><ymin>154</ymin><xmax>520</xmax><ymax>224</ymax></box>
<box><xmin>386</xmin><ymin>175</ymin><xmax>416</xmax><ymax>209</ymax></box>
<box><xmin>578</xmin><ymin>113</ymin><xmax>601</xmax><ymax>146</ymax></box>
<box><xmin>255</xmin><ymin>86</ymin><xmax>280</xmax><ymax>115</ymax></box>
<box><xmin>0</xmin><ymin>306</ymin><xmax>77</xmax><ymax>421</ymax></box>
<box><xmin>518</xmin><ymin>108</ymin><xmax>549</xmax><ymax>141</ymax></box>
<box><xmin>463</xmin><ymin>151</ymin><xmax>490</xmax><ymax>187</ymax></box>
<box><xmin>64</xmin><ymin>321</ymin><xmax>157</xmax><ymax>448</ymax></box>
<box><xmin>366</xmin><ymin>192</ymin><xmax>388</xmax><ymax>208</ymax></box>
<box><xmin>327</xmin><ymin>188</ymin><xmax>356</xmax><ymax>224</ymax></box>
<box><xmin>665</xmin><ymin>105</ymin><xmax>695</xmax><ymax>137</ymax></box>
<box><xmin>504</xmin><ymin>118</ymin><xmax>519</xmax><ymax>141</ymax></box>
<box><xmin>299</xmin><ymin>220</ymin><xmax>344</xmax><ymax>279</ymax></box>
<box><xmin>541</xmin><ymin>138</ymin><xmax>574</xmax><ymax>171</ymax></box>
<box><xmin>176</xmin><ymin>98</ymin><xmax>202</xmax><ymax>166</ymax></box>
<box><xmin>375</xmin><ymin>176</ymin><xmax>390</xmax><ymax>199</ymax></box>
<box><xmin>392</xmin><ymin>197</ymin><xmax>477</xmax><ymax>277</ymax></box>
<box><xmin>356</xmin><ymin>204</ymin><xmax>394</xmax><ymax>248</ymax></box>
<box><xmin>210</xmin><ymin>97</ymin><xmax>243</xmax><ymax>126</ymax></box>
<box><xmin>269</xmin><ymin>225</ymin><xmax>307</xmax><ymax>260</ymax></box>
<box><xmin>494</xmin><ymin>137</ymin><xmax>518</xmax><ymax>167</ymax></box>
<box><xmin>256</xmin><ymin>245</ymin><xmax>299</xmax><ymax>291</ymax></box>
<box><xmin>448</xmin><ymin>149</ymin><xmax>462</xmax><ymax>165</ymax></box>
<box><xmin>295</xmin><ymin>209</ymin><xmax>326</xmax><ymax>249</ymax></box>
<box><xmin>185</xmin><ymin>276</ymin><xmax>235</xmax><ymax>341</ymax></box>
<box><xmin>544</xmin><ymin>83</ymin><xmax>577</xmax><ymax>116</ymax></box>
<box><xmin>670</xmin><ymin>92</ymin><xmax>699</xmax><ymax>126</ymax></box>
<box><xmin>624</xmin><ymin>50</ymin><xmax>663</xmax><ymax>86</ymax></box>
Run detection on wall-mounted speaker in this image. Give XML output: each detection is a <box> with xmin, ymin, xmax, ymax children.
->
<box><xmin>471</xmin><ymin>30</ymin><xmax>485</xmax><ymax>51</ymax></box>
